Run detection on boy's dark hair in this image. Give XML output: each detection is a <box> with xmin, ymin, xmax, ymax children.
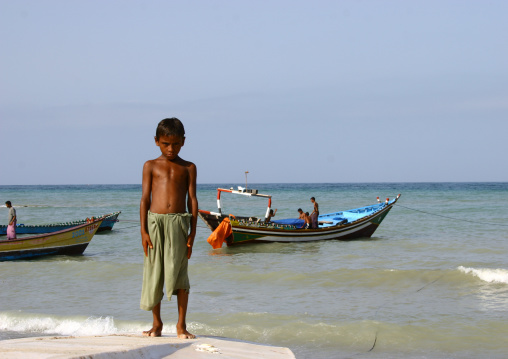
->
<box><xmin>5</xmin><ymin>201</ymin><xmax>11</xmax><ymax>206</ymax></box>
<box><xmin>156</xmin><ymin>118</ymin><xmax>185</xmax><ymax>139</ymax></box>
<box><xmin>297</xmin><ymin>208</ymin><xmax>302</xmax><ymax>212</ymax></box>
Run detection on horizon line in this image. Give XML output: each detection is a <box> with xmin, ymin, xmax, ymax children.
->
<box><xmin>1</xmin><ymin>181</ymin><xmax>507</xmax><ymax>187</ymax></box>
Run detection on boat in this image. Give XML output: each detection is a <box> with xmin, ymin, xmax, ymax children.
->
<box><xmin>199</xmin><ymin>187</ymin><xmax>400</xmax><ymax>247</ymax></box>
<box><xmin>0</xmin><ymin>217</ymin><xmax>104</xmax><ymax>261</ymax></box>
<box><xmin>0</xmin><ymin>211</ymin><xmax>121</xmax><ymax>236</ymax></box>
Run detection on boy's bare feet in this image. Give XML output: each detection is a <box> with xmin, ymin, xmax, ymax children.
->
<box><xmin>142</xmin><ymin>325</ymin><xmax>162</xmax><ymax>337</ymax></box>
<box><xmin>177</xmin><ymin>328</ymin><xmax>196</xmax><ymax>339</ymax></box>
<box><xmin>177</xmin><ymin>322</ymin><xmax>195</xmax><ymax>339</ymax></box>
<box><xmin>144</xmin><ymin>302</ymin><xmax>163</xmax><ymax>337</ymax></box>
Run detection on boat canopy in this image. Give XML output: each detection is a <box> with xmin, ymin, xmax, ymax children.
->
<box><xmin>271</xmin><ymin>219</ymin><xmax>304</xmax><ymax>226</ymax></box>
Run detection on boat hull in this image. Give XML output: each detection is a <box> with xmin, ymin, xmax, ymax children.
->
<box><xmin>0</xmin><ymin>212</ymin><xmax>120</xmax><ymax>235</ymax></box>
<box><xmin>199</xmin><ymin>199</ymin><xmax>396</xmax><ymax>246</ymax></box>
<box><xmin>0</xmin><ymin>218</ymin><xmax>103</xmax><ymax>261</ymax></box>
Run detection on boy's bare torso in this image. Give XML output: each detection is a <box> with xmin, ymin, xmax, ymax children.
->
<box><xmin>147</xmin><ymin>156</ymin><xmax>193</xmax><ymax>214</ymax></box>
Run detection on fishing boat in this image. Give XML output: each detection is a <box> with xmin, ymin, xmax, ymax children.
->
<box><xmin>0</xmin><ymin>211</ymin><xmax>121</xmax><ymax>236</ymax></box>
<box><xmin>199</xmin><ymin>187</ymin><xmax>400</xmax><ymax>247</ymax></box>
<box><xmin>0</xmin><ymin>217</ymin><xmax>104</xmax><ymax>261</ymax></box>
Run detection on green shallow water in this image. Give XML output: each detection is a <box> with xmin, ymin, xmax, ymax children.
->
<box><xmin>1</xmin><ymin>183</ymin><xmax>508</xmax><ymax>358</ymax></box>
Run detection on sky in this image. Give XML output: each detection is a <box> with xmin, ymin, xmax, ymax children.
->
<box><xmin>1</xmin><ymin>0</ymin><xmax>507</xmax><ymax>185</ymax></box>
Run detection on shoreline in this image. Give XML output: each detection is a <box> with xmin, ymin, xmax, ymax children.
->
<box><xmin>0</xmin><ymin>334</ymin><xmax>295</xmax><ymax>358</ymax></box>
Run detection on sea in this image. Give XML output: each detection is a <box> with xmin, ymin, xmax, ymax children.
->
<box><xmin>0</xmin><ymin>183</ymin><xmax>507</xmax><ymax>359</ymax></box>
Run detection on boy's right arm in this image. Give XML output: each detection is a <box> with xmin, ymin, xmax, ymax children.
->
<box><xmin>140</xmin><ymin>161</ymin><xmax>153</xmax><ymax>257</ymax></box>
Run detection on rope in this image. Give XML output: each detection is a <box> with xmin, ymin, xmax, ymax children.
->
<box><xmin>347</xmin><ymin>272</ymin><xmax>445</xmax><ymax>357</ymax></box>
<box><xmin>394</xmin><ymin>203</ymin><xmax>508</xmax><ymax>227</ymax></box>
<box><xmin>366</xmin><ymin>335</ymin><xmax>377</xmax><ymax>352</ymax></box>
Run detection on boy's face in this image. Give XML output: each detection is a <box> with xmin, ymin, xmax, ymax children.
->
<box><xmin>155</xmin><ymin>135</ymin><xmax>185</xmax><ymax>160</ymax></box>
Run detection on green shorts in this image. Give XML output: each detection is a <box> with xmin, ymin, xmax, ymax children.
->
<box><xmin>140</xmin><ymin>211</ymin><xmax>192</xmax><ymax>311</ymax></box>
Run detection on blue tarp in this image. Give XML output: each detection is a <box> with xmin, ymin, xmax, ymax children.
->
<box><xmin>271</xmin><ymin>218</ymin><xmax>304</xmax><ymax>226</ymax></box>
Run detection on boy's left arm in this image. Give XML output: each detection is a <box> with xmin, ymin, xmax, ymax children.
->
<box><xmin>187</xmin><ymin>163</ymin><xmax>198</xmax><ymax>259</ymax></box>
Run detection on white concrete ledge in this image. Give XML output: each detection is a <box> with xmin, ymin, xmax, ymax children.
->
<box><xmin>0</xmin><ymin>334</ymin><xmax>295</xmax><ymax>359</ymax></box>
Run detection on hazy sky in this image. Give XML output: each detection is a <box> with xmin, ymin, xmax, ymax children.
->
<box><xmin>1</xmin><ymin>0</ymin><xmax>507</xmax><ymax>185</ymax></box>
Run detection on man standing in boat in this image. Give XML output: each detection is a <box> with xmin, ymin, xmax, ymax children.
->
<box><xmin>5</xmin><ymin>201</ymin><xmax>16</xmax><ymax>240</ymax></box>
<box><xmin>310</xmin><ymin>197</ymin><xmax>319</xmax><ymax>229</ymax></box>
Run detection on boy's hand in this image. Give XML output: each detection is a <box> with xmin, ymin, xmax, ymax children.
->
<box><xmin>142</xmin><ymin>232</ymin><xmax>153</xmax><ymax>257</ymax></box>
<box><xmin>187</xmin><ymin>234</ymin><xmax>195</xmax><ymax>259</ymax></box>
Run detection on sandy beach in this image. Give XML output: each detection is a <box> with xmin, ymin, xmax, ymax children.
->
<box><xmin>0</xmin><ymin>334</ymin><xmax>295</xmax><ymax>359</ymax></box>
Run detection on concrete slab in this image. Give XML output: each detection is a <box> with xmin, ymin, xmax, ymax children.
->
<box><xmin>0</xmin><ymin>334</ymin><xmax>295</xmax><ymax>359</ymax></box>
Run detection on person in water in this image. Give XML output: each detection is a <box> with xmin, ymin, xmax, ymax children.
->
<box><xmin>139</xmin><ymin>118</ymin><xmax>198</xmax><ymax>339</ymax></box>
<box><xmin>5</xmin><ymin>201</ymin><xmax>17</xmax><ymax>240</ymax></box>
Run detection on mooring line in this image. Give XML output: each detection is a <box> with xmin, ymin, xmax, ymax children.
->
<box><xmin>347</xmin><ymin>272</ymin><xmax>445</xmax><ymax>358</ymax></box>
<box><xmin>395</xmin><ymin>203</ymin><xmax>508</xmax><ymax>227</ymax></box>
<box><xmin>416</xmin><ymin>274</ymin><xmax>445</xmax><ymax>292</ymax></box>
<box><xmin>366</xmin><ymin>334</ymin><xmax>377</xmax><ymax>352</ymax></box>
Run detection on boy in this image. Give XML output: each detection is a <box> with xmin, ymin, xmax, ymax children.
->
<box><xmin>5</xmin><ymin>201</ymin><xmax>17</xmax><ymax>240</ymax></box>
<box><xmin>310</xmin><ymin>197</ymin><xmax>319</xmax><ymax>229</ymax></box>
<box><xmin>140</xmin><ymin>118</ymin><xmax>198</xmax><ymax>339</ymax></box>
<box><xmin>297</xmin><ymin>208</ymin><xmax>312</xmax><ymax>229</ymax></box>
<box><xmin>304</xmin><ymin>212</ymin><xmax>312</xmax><ymax>229</ymax></box>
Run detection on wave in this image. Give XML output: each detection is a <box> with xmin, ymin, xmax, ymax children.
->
<box><xmin>458</xmin><ymin>266</ymin><xmax>508</xmax><ymax>284</ymax></box>
<box><xmin>0</xmin><ymin>313</ymin><xmax>144</xmax><ymax>338</ymax></box>
<box><xmin>2</xmin><ymin>310</ymin><xmax>508</xmax><ymax>358</ymax></box>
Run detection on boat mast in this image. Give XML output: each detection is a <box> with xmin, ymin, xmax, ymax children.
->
<box><xmin>264</xmin><ymin>197</ymin><xmax>272</xmax><ymax>221</ymax></box>
<box><xmin>215</xmin><ymin>186</ymin><xmax>272</xmax><ymax>219</ymax></box>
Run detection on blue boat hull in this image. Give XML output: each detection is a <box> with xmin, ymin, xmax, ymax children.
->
<box><xmin>0</xmin><ymin>212</ymin><xmax>120</xmax><ymax>236</ymax></box>
<box><xmin>0</xmin><ymin>243</ymin><xmax>90</xmax><ymax>261</ymax></box>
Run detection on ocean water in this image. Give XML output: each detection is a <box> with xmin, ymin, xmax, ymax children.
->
<box><xmin>0</xmin><ymin>183</ymin><xmax>507</xmax><ymax>359</ymax></box>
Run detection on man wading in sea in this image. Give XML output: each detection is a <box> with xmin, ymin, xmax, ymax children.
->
<box><xmin>139</xmin><ymin>118</ymin><xmax>198</xmax><ymax>339</ymax></box>
<box><xmin>5</xmin><ymin>201</ymin><xmax>17</xmax><ymax>240</ymax></box>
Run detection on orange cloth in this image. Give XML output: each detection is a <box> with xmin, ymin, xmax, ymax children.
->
<box><xmin>207</xmin><ymin>217</ymin><xmax>232</xmax><ymax>249</ymax></box>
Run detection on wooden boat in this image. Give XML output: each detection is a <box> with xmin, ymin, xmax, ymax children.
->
<box><xmin>199</xmin><ymin>187</ymin><xmax>400</xmax><ymax>246</ymax></box>
<box><xmin>0</xmin><ymin>211</ymin><xmax>120</xmax><ymax>236</ymax></box>
<box><xmin>0</xmin><ymin>217</ymin><xmax>104</xmax><ymax>261</ymax></box>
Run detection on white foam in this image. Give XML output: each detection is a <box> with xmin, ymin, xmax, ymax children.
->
<box><xmin>0</xmin><ymin>313</ymin><xmax>175</xmax><ymax>337</ymax></box>
<box><xmin>458</xmin><ymin>266</ymin><xmax>508</xmax><ymax>284</ymax></box>
<box><xmin>0</xmin><ymin>314</ymin><xmax>122</xmax><ymax>336</ymax></box>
